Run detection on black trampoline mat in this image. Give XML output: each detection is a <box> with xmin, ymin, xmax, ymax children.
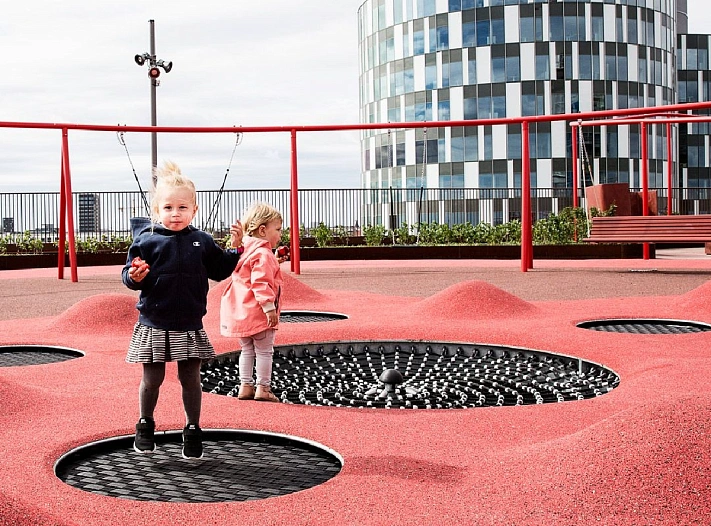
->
<box><xmin>577</xmin><ymin>318</ymin><xmax>711</xmax><ymax>334</ymax></box>
<box><xmin>0</xmin><ymin>345</ymin><xmax>83</xmax><ymax>367</ymax></box>
<box><xmin>202</xmin><ymin>341</ymin><xmax>620</xmax><ymax>409</ymax></box>
<box><xmin>55</xmin><ymin>430</ymin><xmax>342</xmax><ymax>502</ymax></box>
<box><xmin>279</xmin><ymin>311</ymin><xmax>348</xmax><ymax>323</ymax></box>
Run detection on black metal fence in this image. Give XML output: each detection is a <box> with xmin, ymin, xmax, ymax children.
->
<box><xmin>0</xmin><ymin>187</ymin><xmax>708</xmax><ymax>242</ymax></box>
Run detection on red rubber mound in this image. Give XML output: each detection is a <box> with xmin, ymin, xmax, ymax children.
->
<box><xmin>409</xmin><ymin>280</ymin><xmax>539</xmax><ymax>320</ymax></box>
<box><xmin>208</xmin><ymin>272</ymin><xmax>325</xmax><ymax>307</ymax></box>
<box><xmin>47</xmin><ymin>294</ymin><xmax>138</xmax><ymax>332</ymax></box>
<box><xmin>280</xmin><ymin>272</ymin><xmax>326</xmax><ymax>306</ymax></box>
<box><xmin>671</xmin><ymin>280</ymin><xmax>711</xmax><ymax>316</ymax></box>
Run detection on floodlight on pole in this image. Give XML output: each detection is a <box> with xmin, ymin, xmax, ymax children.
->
<box><xmin>133</xmin><ymin>19</ymin><xmax>172</xmax><ymax>186</ymax></box>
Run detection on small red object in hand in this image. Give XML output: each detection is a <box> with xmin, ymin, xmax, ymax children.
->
<box><xmin>276</xmin><ymin>246</ymin><xmax>290</xmax><ymax>260</ymax></box>
<box><xmin>131</xmin><ymin>257</ymin><xmax>150</xmax><ymax>272</ymax></box>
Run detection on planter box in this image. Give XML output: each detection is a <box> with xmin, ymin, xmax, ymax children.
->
<box><xmin>298</xmin><ymin>243</ymin><xmax>652</xmax><ymax>261</ymax></box>
<box><xmin>0</xmin><ymin>243</ymin><xmax>652</xmax><ymax>271</ymax></box>
<box><xmin>0</xmin><ymin>252</ymin><xmax>126</xmax><ymax>271</ymax></box>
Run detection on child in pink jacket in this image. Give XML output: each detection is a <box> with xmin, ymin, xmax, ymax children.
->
<box><xmin>220</xmin><ymin>202</ymin><xmax>284</xmax><ymax>402</ymax></box>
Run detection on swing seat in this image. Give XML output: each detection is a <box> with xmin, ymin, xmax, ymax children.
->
<box><xmin>584</xmin><ymin>215</ymin><xmax>711</xmax><ymax>243</ymax></box>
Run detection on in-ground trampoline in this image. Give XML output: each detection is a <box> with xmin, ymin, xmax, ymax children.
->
<box><xmin>201</xmin><ymin>341</ymin><xmax>620</xmax><ymax>409</ymax></box>
<box><xmin>0</xmin><ymin>345</ymin><xmax>83</xmax><ymax>367</ymax></box>
<box><xmin>54</xmin><ymin>429</ymin><xmax>342</xmax><ymax>503</ymax></box>
<box><xmin>576</xmin><ymin>318</ymin><xmax>711</xmax><ymax>334</ymax></box>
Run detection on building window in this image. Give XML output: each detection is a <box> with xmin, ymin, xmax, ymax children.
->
<box><xmin>549</xmin><ymin>4</ymin><xmax>563</xmax><ymax>42</ymax></box>
<box><xmin>627</xmin><ymin>6</ymin><xmax>638</xmax><ymax>44</ymax></box>
<box><xmin>428</xmin><ymin>17</ymin><xmax>437</xmax><ymax>53</ymax></box>
<box><xmin>415</xmin><ymin>91</ymin><xmax>432</xmax><ymax>121</ymax></box>
<box><xmin>467</xmin><ymin>48</ymin><xmax>477</xmax><ymax>84</ymax></box>
<box><xmin>404</xmin><ymin>58</ymin><xmax>415</xmax><ymax>93</ymax></box>
<box><xmin>507</xmin><ymin>125</ymin><xmax>522</xmax><ymax>160</ymax></box>
<box><xmin>638</xmin><ymin>49</ymin><xmax>647</xmax><ymax>83</ymax></box>
<box><xmin>405</xmin><ymin>93</ymin><xmax>415</xmax><ymax>122</ymax></box>
<box><xmin>396</xmin><ymin>132</ymin><xmax>406</xmax><ymax>166</ymax></box>
<box><xmin>387</xmin><ymin>97</ymin><xmax>400</xmax><ymax>122</ymax></box>
<box><xmin>478</xmin><ymin>84</ymin><xmax>492</xmax><ymax>119</ymax></box>
<box><xmin>617</xmin><ymin>44</ymin><xmax>628</xmax><ymax>81</ymax></box>
<box><xmin>535</xmin><ymin>43</ymin><xmax>549</xmax><ymax>80</ymax></box>
<box><xmin>463</xmin><ymin>86</ymin><xmax>477</xmax><ymax>120</ymax></box>
<box><xmin>506</xmin><ymin>43</ymin><xmax>521</xmax><ymax>82</ymax></box>
<box><xmin>462</xmin><ymin>11</ymin><xmax>476</xmax><ymax>47</ymax></box>
<box><xmin>491</xmin><ymin>11</ymin><xmax>504</xmax><ymax>44</ymax></box>
<box><xmin>451</xmin><ymin>127</ymin><xmax>465</xmax><ymax>162</ymax></box>
<box><xmin>551</xmin><ymin>81</ymin><xmax>565</xmax><ymax>114</ymax></box>
<box><xmin>464</xmin><ymin>127</ymin><xmax>478</xmax><ymax>162</ymax></box>
<box><xmin>413</xmin><ymin>19</ymin><xmax>425</xmax><ymax>55</ymax></box>
<box><xmin>492</xmin><ymin>48</ymin><xmax>506</xmax><ymax>83</ymax></box>
<box><xmin>483</xmin><ymin>126</ymin><xmax>493</xmax><ymax>160</ymax></box>
<box><xmin>477</xmin><ymin>18</ymin><xmax>490</xmax><ymax>46</ymax></box>
<box><xmin>520</xmin><ymin>9</ymin><xmax>535</xmax><ymax>43</ymax></box>
<box><xmin>492</xmin><ymin>84</ymin><xmax>506</xmax><ymax>118</ymax></box>
<box><xmin>436</xmin><ymin>14</ymin><xmax>449</xmax><ymax>51</ymax></box>
<box><xmin>425</xmin><ymin>53</ymin><xmax>437</xmax><ymax>89</ymax></box>
<box><xmin>591</xmin><ymin>4</ymin><xmax>604</xmax><ymax>41</ymax></box>
<box><xmin>438</xmin><ymin>89</ymin><xmax>451</xmax><ymax>121</ymax></box>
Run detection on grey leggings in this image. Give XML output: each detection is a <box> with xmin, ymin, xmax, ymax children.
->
<box><xmin>139</xmin><ymin>358</ymin><xmax>203</xmax><ymax>425</ymax></box>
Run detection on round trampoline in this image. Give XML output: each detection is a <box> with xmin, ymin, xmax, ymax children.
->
<box><xmin>0</xmin><ymin>345</ymin><xmax>83</xmax><ymax>367</ymax></box>
<box><xmin>55</xmin><ymin>429</ymin><xmax>343</xmax><ymax>502</ymax></box>
<box><xmin>576</xmin><ymin>318</ymin><xmax>711</xmax><ymax>334</ymax></box>
<box><xmin>201</xmin><ymin>341</ymin><xmax>620</xmax><ymax>409</ymax></box>
<box><xmin>279</xmin><ymin>311</ymin><xmax>348</xmax><ymax>323</ymax></box>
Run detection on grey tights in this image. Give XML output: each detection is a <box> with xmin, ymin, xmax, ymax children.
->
<box><xmin>139</xmin><ymin>359</ymin><xmax>203</xmax><ymax>425</ymax></box>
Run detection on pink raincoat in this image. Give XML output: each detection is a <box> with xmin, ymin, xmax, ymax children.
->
<box><xmin>220</xmin><ymin>235</ymin><xmax>283</xmax><ymax>338</ymax></box>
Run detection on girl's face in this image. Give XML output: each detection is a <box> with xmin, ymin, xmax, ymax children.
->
<box><xmin>256</xmin><ymin>219</ymin><xmax>283</xmax><ymax>249</ymax></box>
<box><xmin>156</xmin><ymin>187</ymin><xmax>198</xmax><ymax>231</ymax></box>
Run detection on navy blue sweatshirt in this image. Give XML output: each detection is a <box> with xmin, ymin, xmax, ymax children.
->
<box><xmin>122</xmin><ymin>218</ymin><xmax>240</xmax><ymax>331</ymax></box>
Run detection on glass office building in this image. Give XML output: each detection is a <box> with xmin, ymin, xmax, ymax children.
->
<box><xmin>357</xmin><ymin>0</ymin><xmax>693</xmax><ymax>222</ymax></box>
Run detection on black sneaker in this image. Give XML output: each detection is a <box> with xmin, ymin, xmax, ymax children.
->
<box><xmin>133</xmin><ymin>417</ymin><xmax>156</xmax><ymax>454</ymax></box>
<box><xmin>182</xmin><ymin>424</ymin><xmax>203</xmax><ymax>459</ymax></box>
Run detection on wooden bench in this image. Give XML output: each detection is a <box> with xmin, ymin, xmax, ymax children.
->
<box><xmin>584</xmin><ymin>215</ymin><xmax>711</xmax><ymax>243</ymax></box>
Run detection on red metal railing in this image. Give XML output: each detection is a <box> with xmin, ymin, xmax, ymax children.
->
<box><xmin>3</xmin><ymin>99</ymin><xmax>711</xmax><ymax>280</ymax></box>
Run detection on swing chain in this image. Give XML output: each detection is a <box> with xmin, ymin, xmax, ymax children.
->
<box><xmin>202</xmin><ymin>130</ymin><xmax>243</xmax><ymax>233</ymax></box>
<box><xmin>117</xmin><ymin>128</ymin><xmax>151</xmax><ymax>217</ymax></box>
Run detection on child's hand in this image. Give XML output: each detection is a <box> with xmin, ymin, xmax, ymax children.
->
<box><xmin>266</xmin><ymin>310</ymin><xmax>278</xmax><ymax>327</ymax></box>
<box><xmin>129</xmin><ymin>256</ymin><xmax>150</xmax><ymax>282</ymax></box>
<box><xmin>276</xmin><ymin>245</ymin><xmax>290</xmax><ymax>263</ymax></box>
<box><xmin>230</xmin><ymin>220</ymin><xmax>244</xmax><ymax>249</ymax></box>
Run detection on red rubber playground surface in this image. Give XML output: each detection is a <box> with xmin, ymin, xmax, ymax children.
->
<box><xmin>1</xmin><ymin>252</ymin><xmax>711</xmax><ymax>525</ymax></box>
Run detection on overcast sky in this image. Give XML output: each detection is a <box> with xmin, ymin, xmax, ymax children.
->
<box><xmin>0</xmin><ymin>1</ymin><xmax>364</xmax><ymax>192</ymax></box>
<box><xmin>0</xmin><ymin>1</ymin><xmax>710</xmax><ymax>193</ymax></box>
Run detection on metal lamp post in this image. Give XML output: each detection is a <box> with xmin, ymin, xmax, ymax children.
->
<box><xmin>134</xmin><ymin>19</ymin><xmax>172</xmax><ymax>186</ymax></box>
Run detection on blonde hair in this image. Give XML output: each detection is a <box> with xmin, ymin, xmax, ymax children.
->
<box><xmin>150</xmin><ymin>161</ymin><xmax>197</xmax><ymax>222</ymax></box>
<box><xmin>242</xmin><ymin>202</ymin><xmax>283</xmax><ymax>236</ymax></box>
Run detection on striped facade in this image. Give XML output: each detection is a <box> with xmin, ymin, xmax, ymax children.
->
<box><xmin>357</xmin><ymin>0</ymin><xmax>684</xmax><ymax>223</ymax></box>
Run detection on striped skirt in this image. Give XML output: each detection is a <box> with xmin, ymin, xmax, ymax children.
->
<box><xmin>126</xmin><ymin>323</ymin><xmax>216</xmax><ymax>363</ymax></box>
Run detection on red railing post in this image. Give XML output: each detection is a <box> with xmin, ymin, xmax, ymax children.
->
<box><xmin>571</xmin><ymin>122</ymin><xmax>580</xmax><ymax>242</ymax></box>
<box><xmin>571</xmin><ymin>123</ymin><xmax>579</xmax><ymax>209</ymax></box>
<box><xmin>58</xmin><ymin>148</ymin><xmax>67</xmax><ymax>279</ymax></box>
<box><xmin>289</xmin><ymin>129</ymin><xmax>301</xmax><ymax>275</ymax></box>
<box><xmin>61</xmin><ymin>129</ymin><xmax>79</xmax><ymax>282</ymax></box>
<box><xmin>640</xmin><ymin>122</ymin><xmax>650</xmax><ymax>260</ymax></box>
<box><xmin>666</xmin><ymin>122</ymin><xmax>672</xmax><ymax>215</ymax></box>
<box><xmin>521</xmin><ymin>120</ymin><xmax>532</xmax><ymax>271</ymax></box>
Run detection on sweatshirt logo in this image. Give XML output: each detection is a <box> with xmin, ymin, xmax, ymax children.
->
<box><xmin>193</xmin><ymin>242</ymin><xmax>201</xmax><ymax>247</ymax></box>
